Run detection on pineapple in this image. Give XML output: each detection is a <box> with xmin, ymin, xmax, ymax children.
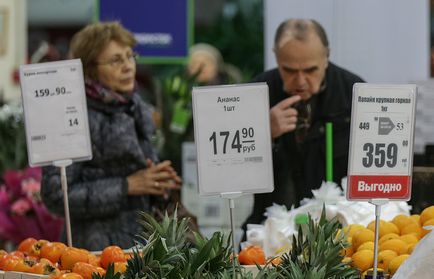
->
<box><xmin>276</xmin><ymin>205</ymin><xmax>359</xmax><ymax>279</ymax></box>
<box><xmin>124</xmin><ymin>210</ymin><xmax>240</xmax><ymax>278</ymax></box>
<box><xmin>94</xmin><ymin>205</ymin><xmax>358</xmax><ymax>279</ymax></box>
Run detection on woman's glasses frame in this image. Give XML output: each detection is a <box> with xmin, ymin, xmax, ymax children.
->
<box><xmin>95</xmin><ymin>52</ymin><xmax>138</xmax><ymax>68</ymax></box>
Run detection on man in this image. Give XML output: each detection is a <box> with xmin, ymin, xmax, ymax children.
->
<box><xmin>243</xmin><ymin>19</ymin><xmax>364</xmax><ymax>227</ymax></box>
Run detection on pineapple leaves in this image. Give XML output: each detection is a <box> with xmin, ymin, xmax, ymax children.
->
<box><xmin>276</xmin><ymin>204</ymin><xmax>359</xmax><ymax>279</ymax></box>
<box><xmin>119</xmin><ymin>205</ymin><xmax>358</xmax><ymax>279</ymax></box>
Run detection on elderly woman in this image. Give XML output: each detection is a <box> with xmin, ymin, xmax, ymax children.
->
<box><xmin>41</xmin><ymin>21</ymin><xmax>181</xmax><ymax>250</ymax></box>
<box><xmin>187</xmin><ymin>43</ymin><xmax>242</xmax><ymax>85</ymax></box>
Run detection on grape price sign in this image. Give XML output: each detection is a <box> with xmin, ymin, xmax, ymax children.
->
<box><xmin>347</xmin><ymin>83</ymin><xmax>417</xmax><ymax>201</ymax></box>
<box><xmin>192</xmin><ymin>83</ymin><xmax>274</xmax><ymax>196</ymax></box>
<box><xmin>19</xmin><ymin>59</ymin><xmax>92</xmax><ymax>166</ymax></box>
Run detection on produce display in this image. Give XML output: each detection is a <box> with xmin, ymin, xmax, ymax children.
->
<box><xmin>0</xmin><ymin>239</ymin><xmax>127</xmax><ymax>279</ymax></box>
<box><xmin>340</xmin><ymin>205</ymin><xmax>434</xmax><ymax>276</ymax></box>
<box><xmin>1</xmin><ymin>205</ymin><xmax>434</xmax><ymax>278</ymax></box>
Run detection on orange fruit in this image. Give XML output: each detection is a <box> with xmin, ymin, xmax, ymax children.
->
<box><xmin>30</xmin><ymin>261</ymin><xmax>60</xmax><ymax>276</ymax></box>
<box><xmin>357</xmin><ymin>241</ymin><xmax>374</xmax><ymax>252</ymax></box>
<box><xmin>379</xmin><ymin>233</ymin><xmax>400</xmax><ymax>245</ymax></box>
<box><xmin>341</xmin><ymin>245</ymin><xmax>354</xmax><ymax>257</ymax></box>
<box><xmin>342</xmin><ymin>257</ymin><xmax>352</xmax><ymax>264</ymax></box>
<box><xmin>352</xmin><ymin>228</ymin><xmax>375</xmax><ymax>250</ymax></box>
<box><xmin>60</xmin><ymin>247</ymin><xmax>90</xmax><ymax>270</ymax></box>
<box><xmin>377</xmin><ymin>249</ymin><xmax>398</xmax><ymax>270</ymax></box>
<box><xmin>379</xmin><ymin>239</ymin><xmax>408</xmax><ymax>255</ymax></box>
<box><xmin>28</xmin><ymin>239</ymin><xmax>49</xmax><ymax>257</ymax></box>
<box><xmin>391</xmin><ymin>214</ymin><xmax>415</xmax><ymax>234</ymax></box>
<box><xmin>388</xmin><ymin>254</ymin><xmax>409</xmax><ymax>275</ymax></box>
<box><xmin>343</xmin><ymin>224</ymin><xmax>365</xmax><ymax>238</ymax></box>
<box><xmin>1</xmin><ymin>255</ymin><xmax>21</xmax><ymax>271</ymax></box>
<box><xmin>340</xmin><ymin>237</ymin><xmax>353</xmax><ymax>257</ymax></box>
<box><xmin>13</xmin><ymin>258</ymin><xmax>35</xmax><ymax>273</ymax></box>
<box><xmin>40</xmin><ymin>242</ymin><xmax>67</xmax><ymax>264</ymax></box>
<box><xmin>367</xmin><ymin>220</ymin><xmax>399</xmax><ymax>237</ymax></box>
<box><xmin>17</xmin><ymin>237</ymin><xmax>38</xmax><ymax>254</ymax></box>
<box><xmin>410</xmin><ymin>214</ymin><xmax>420</xmax><ymax>224</ymax></box>
<box><xmin>420</xmin><ymin>205</ymin><xmax>434</xmax><ymax>225</ymax></box>
<box><xmin>421</xmin><ymin>218</ymin><xmax>434</xmax><ymax>237</ymax></box>
<box><xmin>400</xmin><ymin>222</ymin><xmax>422</xmax><ymax>239</ymax></box>
<box><xmin>407</xmin><ymin>243</ymin><xmax>417</xmax><ymax>254</ymax></box>
<box><xmin>113</xmin><ymin>261</ymin><xmax>127</xmax><ymax>274</ymax></box>
<box><xmin>59</xmin><ymin>272</ymin><xmax>84</xmax><ymax>279</ymax></box>
<box><xmin>72</xmin><ymin>262</ymin><xmax>104</xmax><ymax>279</ymax></box>
<box><xmin>87</xmin><ymin>253</ymin><xmax>101</xmax><ymax>267</ymax></box>
<box><xmin>399</xmin><ymin>234</ymin><xmax>418</xmax><ymax>245</ymax></box>
<box><xmin>351</xmin><ymin>249</ymin><xmax>374</xmax><ymax>272</ymax></box>
<box><xmin>100</xmin><ymin>246</ymin><xmax>127</xmax><ymax>269</ymax></box>
<box><xmin>9</xmin><ymin>251</ymin><xmax>25</xmax><ymax>258</ymax></box>
<box><xmin>238</xmin><ymin>245</ymin><xmax>266</xmax><ymax>265</ymax></box>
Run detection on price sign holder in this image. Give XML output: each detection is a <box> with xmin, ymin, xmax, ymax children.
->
<box><xmin>192</xmin><ymin>83</ymin><xmax>274</xmax><ymax>261</ymax></box>
<box><xmin>347</xmin><ymin>83</ymin><xmax>417</xmax><ymax>278</ymax></box>
<box><xmin>19</xmin><ymin>59</ymin><xmax>93</xmax><ymax>246</ymax></box>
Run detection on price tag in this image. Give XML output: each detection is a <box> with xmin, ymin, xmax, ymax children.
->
<box><xmin>347</xmin><ymin>83</ymin><xmax>417</xmax><ymax>201</ymax></box>
<box><xmin>19</xmin><ymin>59</ymin><xmax>92</xmax><ymax>166</ymax></box>
<box><xmin>192</xmin><ymin>83</ymin><xmax>274</xmax><ymax>196</ymax></box>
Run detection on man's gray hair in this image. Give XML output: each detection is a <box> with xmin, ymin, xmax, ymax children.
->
<box><xmin>274</xmin><ymin>19</ymin><xmax>329</xmax><ymax>50</ymax></box>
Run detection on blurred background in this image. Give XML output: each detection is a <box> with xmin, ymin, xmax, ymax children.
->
<box><xmin>2</xmin><ymin>0</ymin><xmax>434</xmax><ymax>248</ymax></box>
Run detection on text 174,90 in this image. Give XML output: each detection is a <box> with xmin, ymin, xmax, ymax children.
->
<box><xmin>34</xmin><ymin>87</ymin><xmax>68</xmax><ymax>97</ymax></box>
<box><xmin>209</xmin><ymin>128</ymin><xmax>255</xmax><ymax>155</ymax></box>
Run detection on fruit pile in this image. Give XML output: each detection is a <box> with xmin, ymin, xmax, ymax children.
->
<box><xmin>0</xmin><ymin>238</ymin><xmax>128</xmax><ymax>279</ymax></box>
<box><xmin>341</xmin><ymin>205</ymin><xmax>434</xmax><ymax>276</ymax></box>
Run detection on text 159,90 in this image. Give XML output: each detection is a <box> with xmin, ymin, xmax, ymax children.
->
<box><xmin>34</xmin><ymin>87</ymin><xmax>68</xmax><ymax>97</ymax></box>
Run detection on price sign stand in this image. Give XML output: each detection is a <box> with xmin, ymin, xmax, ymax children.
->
<box><xmin>192</xmin><ymin>83</ymin><xmax>274</xmax><ymax>274</ymax></box>
<box><xmin>369</xmin><ymin>198</ymin><xmax>389</xmax><ymax>279</ymax></box>
<box><xmin>19</xmin><ymin>59</ymin><xmax>92</xmax><ymax>247</ymax></box>
<box><xmin>347</xmin><ymin>83</ymin><xmax>417</xmax><ymax>279</ymax></box>
<box><xmin>53</xmin><ymin>159</ymin><xmax>73</xmax><ymax>247</ymax></box>
<box><xmin>221</xmin><ymin>191</ymin><xmax>242</xmax><ymax>274</ymax></box>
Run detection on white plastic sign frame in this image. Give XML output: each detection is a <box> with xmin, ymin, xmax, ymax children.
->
<box><xmin>19</xmin><ymin>59</ymin><xmax>92</xmax><ymax>166</ymax></box>
<box><xmin>192</xmin><ymin>83</ymin><xmax>274</xmax><ymax>196</ymax></box>
<box><xmin>347</xmin><ymin>83</ymin><xmax>417</xmax><ymax>201</ymax></box>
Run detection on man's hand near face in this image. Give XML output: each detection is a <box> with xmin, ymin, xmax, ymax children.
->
<box><xmin>270</xmin><ymin>95</ymin><xmax>301</xmax><ymax>139</ymax></box>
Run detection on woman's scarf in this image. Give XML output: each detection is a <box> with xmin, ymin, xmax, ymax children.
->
<box><xmin>85</xmin><ymin>79</ymin><xmax>135</xmax><ymax>105</ymax></box>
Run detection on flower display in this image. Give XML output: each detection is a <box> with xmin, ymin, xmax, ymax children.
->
<box><xmin>0</xmin><ymin>167</ymin><xmax>64</xmax><ymax>245</ymax></box>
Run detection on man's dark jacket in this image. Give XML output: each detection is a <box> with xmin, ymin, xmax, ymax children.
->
<box><xmin>243</xmin><ymin>62</ymin><xmax>364</xmax><ymax>227</ymax></box>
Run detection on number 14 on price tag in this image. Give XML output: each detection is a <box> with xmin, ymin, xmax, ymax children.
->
<box><xmin>347</xmin><ymin>83</ymin><xmax>417</xmax><ymax>201</ymax></box>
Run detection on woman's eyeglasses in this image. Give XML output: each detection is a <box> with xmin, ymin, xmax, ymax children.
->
<box><xmin>96</xmin><ymin>52</ymin><xmax>138</xmax><ymax>68</ymax></box>
<box><xmin>294</xmin><ymin>101</ymin><xmax>312</xmax><ymax>143</ymax></box>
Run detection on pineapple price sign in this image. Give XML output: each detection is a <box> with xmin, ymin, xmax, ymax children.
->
<box><xmin>192</xmin><ymin>83</ymin><xmax>274</xmax><ymax>196</ymax></box>
<box><xmin>347</xmin><ymin>83</ymin><xmax>417</xmax><ymax>201</ymax></box>
<box><xmin>19</xmin><ymin>59</ymin><xmax>92</xmax><ymax>166</ymax></box>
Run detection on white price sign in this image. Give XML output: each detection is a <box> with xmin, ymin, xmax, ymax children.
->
<box><xmin>347</xmin><ymin>83</ymin><xmax>417</xmax><ymax>201</ymax></box>
<box><xmin>19</xmin><ymin>59</ymin><xmax>92</xmax><ymax>166</ymax></box>
<box><xmin>192</xmin><ymin>83</ymin><xmax>274</xmax><ymax>196</ymax></box>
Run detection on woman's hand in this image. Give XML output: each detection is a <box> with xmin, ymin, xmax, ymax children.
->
<box><xmin>127</xmin><ymin>159</ymin><xmax>181</xmax><ymax>196</ymax></box>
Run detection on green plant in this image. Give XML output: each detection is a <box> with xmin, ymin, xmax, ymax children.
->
<box><xmin>0</xmin><ymin>103</ymin><xmax>27</xmax><ymax>176</ymax></box>
<box><xmin>277</xmin><ymin>205</ymin><xmax>359</xmax><ymax>279</ymax></box>
<box><xmin>157</xmin><ymin>69</ymin><xmax>198</xmax><ymax>173</ymax></box>
<box><xmin>195</xmin><ymin>0</ymin><xmax>264</xmax><ymax>81</ymax></box>
<box><xmin>94</xmin><ymin>206</ymin><xmax>358</xmax><ymax>279</ymax></box>
<box><xmin>124</xmin><ymin>210</ymin><xmax>240</xmax><ymax>279</ymax></box>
